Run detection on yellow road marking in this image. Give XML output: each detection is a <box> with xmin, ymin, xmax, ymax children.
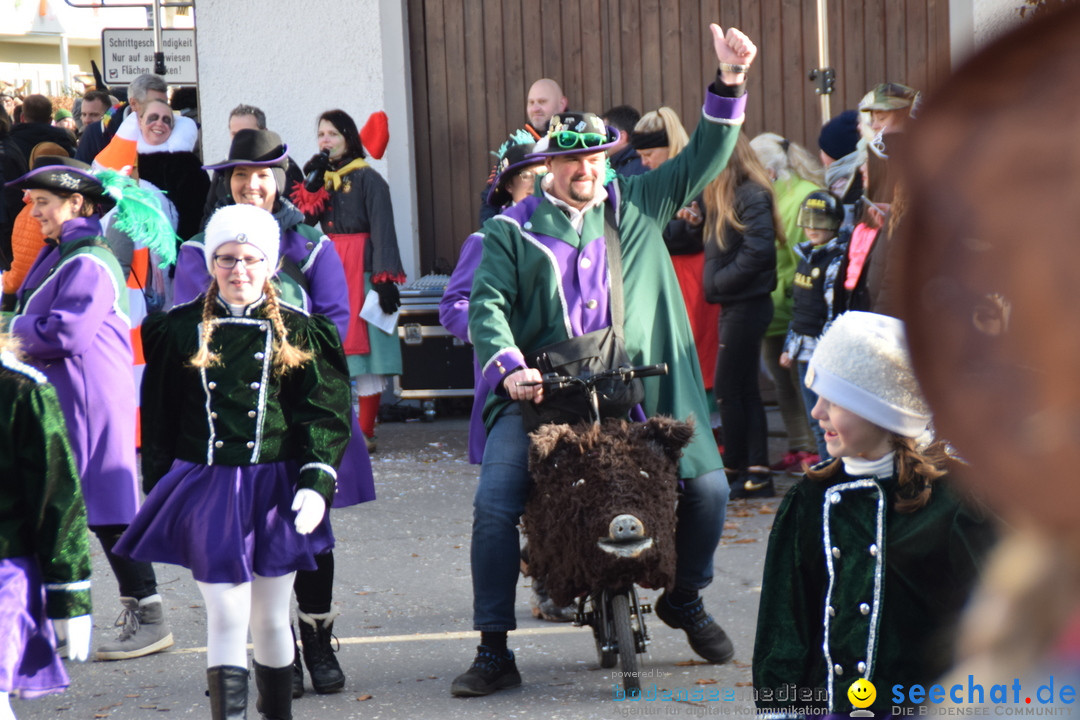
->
<box><xmin>169</xmin><ymin>625</ymin><xmax>586</xmax><ymax>655</ymax></box>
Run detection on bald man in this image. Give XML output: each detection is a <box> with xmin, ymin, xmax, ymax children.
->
<box><xmin>525</xmin><ymin>78</ymin><xmax>568</xmax><ymax>137</ymax></box>
<box><xmin>478</xmin><ymin>78</ymin><xmax>569</xmax><ymax>224</ymax></box>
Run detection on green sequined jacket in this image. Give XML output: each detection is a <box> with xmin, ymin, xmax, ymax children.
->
<box><xmin>139</xmin><ymin>297</ymin><xmax>352</xmax><ymax>505</ymax></box>
<box><xmin>0</xmin><ymin>349</ymin><xmax>92</xmax><ymax>618</ymax></box>
<box><xmin>753</xmin><ymin>467</ymin><xmax>998</xmax><ymax>714</ymax></box>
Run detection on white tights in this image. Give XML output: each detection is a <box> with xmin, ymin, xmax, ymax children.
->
<box><xmin>0</xmin><ymin>692</ymin><xmax>14</xmax><ymax>720</ymax></box>
<box><xmin>197</xmin><ymin>573</ymin><xmax>295</xmax><ymax>669</ymax></box>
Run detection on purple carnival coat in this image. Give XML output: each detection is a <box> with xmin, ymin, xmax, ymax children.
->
<box><xmin>439</xmin><ymin>231</ymin><xmax>487</xmax><ymax>464</ymax></box>
<box><xmin>10</xmin><ymin>216</ymin><xmax>140</xmax><ymax>526</ymax></box>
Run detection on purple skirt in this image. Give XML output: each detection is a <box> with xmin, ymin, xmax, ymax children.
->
<box><xmin>333</xmin><ymin>412</ymin><xmax>376</xmax><ymax>508</ymax></box>
<box><xmin>0</xmin><ymin>557</ymin><xmax>69</xmax><ymax>698</ymax></box>
<box><xmin>115</xmin><ymin>460</ymin><xmax>335</xmax><ymax>584</ymax></box>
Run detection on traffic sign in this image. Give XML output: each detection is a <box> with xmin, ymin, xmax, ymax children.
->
<box><xmin>101</xmin><ymin>28</ymin><xmax>198</xmax><ymax>84</ymax></box>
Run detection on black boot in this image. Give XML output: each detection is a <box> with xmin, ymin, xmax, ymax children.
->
<box><xmin>290</xmin><ymin>627</ymin><xmax>304</xmax><ymax>699</ymax></box>
<box><xmin>297</xmin><ymin>610</ymin><xmax>345</xmax><ymax>694</ymax></box>
<box><xmin>207</xmin><ymin>665</ymin><xmax>249</xmax><ymax>720</ymax></box>
<box><xmin>253</xmin><ymin>661</ymin><xmax>293</xmax><ymax>720</ymax></box>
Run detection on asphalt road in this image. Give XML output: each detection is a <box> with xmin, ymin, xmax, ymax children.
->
<box><xmin>16</xmin><ymin>411</ymin><xmax>795</xmax><ymax>720</ymax></box>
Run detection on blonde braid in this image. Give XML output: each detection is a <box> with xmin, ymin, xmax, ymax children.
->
<box><xmin>262</xmin><ymin>281</ymin><xmax>313</xmax><ymax>373</ymax></box>
<box><xmin>189</xmin><ymin>284</ymin><xmax>222</xmax><ymax>368</ymax></box>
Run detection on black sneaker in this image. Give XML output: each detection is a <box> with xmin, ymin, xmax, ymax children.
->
<box><xmin>655</xmin><ymin>593</ymin><xmax>735</xmax><ymax>664</ymax></box>
<box><xmin>450</xmin><ymin>645</ymin><xmax>522</xmax><ymax>697</ymax></box>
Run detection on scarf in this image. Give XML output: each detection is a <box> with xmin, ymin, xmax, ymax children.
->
<box><xmin>324</xmin><ymin>158</ymin><xmax>370</xmax><ymax>192</ymax></box>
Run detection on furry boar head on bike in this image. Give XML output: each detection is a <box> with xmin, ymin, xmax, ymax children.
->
<box><xmin>523</xmin><ymin>416</ymin><xmax>694</xmax><ymax>606</ymax></box>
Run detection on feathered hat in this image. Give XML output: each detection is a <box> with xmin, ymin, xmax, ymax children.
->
<box><xmin>486</xmin><ymin>129</ymin><xmax>538</xmax><ymax>207</ymax></box>
<box><xmin>6</xmin><ymin>156</ymin><xmax>178</xmax><ymax>266</ymax></box>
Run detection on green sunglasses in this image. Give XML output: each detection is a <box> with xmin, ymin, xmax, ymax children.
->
<box><xmin>551</xmin><ymin>130</ymin><xmax>608</xmax><ymax>151</ymax></box>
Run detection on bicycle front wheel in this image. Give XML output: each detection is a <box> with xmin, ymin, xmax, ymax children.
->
<box><xmin>611</xmin><ymin>592</ymin><xmax>640</xmax><ymax>692</ymax></box>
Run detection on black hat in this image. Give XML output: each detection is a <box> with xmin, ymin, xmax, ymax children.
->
<box><xmin>527</xmin><ymin>112</ymin><xmax>619</xmax><ymax>159</ymax></box>
<box><xmin>204</xmin><ymin>129</ymin><xmax>289</xmax><ymax>171</ymax></box>
<box><xmin>487</xmin><ymin>131</ymin><xmax>538</xmax><ymax>207</ymax></box>
<box><xmin>818</xmin><ymin>110</ymin><xmax>860</xmax><ymax>161</ymax></box>
<box><xmin>4</xmin><ymin>156</ymin><xmax>111</xmax><ymax>208</ymax></box>
<box><xmin>204</xmin><ymin>129</ymin><xmax>289</xmax><ymax>197</ymax></box>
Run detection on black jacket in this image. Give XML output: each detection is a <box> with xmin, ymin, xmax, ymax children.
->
<box><xmin>8</xmin><ymin>122</ymin><xmax>77</xmax><ymax>160</ymax></box>
<box><xmin>703</xmin><ymin>181</ymin><xmax>778</xmax><ymax>305</ymax></box>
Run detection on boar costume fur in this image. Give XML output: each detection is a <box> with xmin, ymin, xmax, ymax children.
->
<box><xmin>523</xmin><ymin>416</ymin><xmax>694</xmax><ymax>607</ymax></box>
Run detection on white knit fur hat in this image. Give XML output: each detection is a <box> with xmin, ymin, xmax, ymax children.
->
<box><xmin>203</xmin><ymin>204</ymin><xmax>280</xmax><ymax>274</ymax></box>
<box><xmin>805</xmin><ymin>311</ymin><xmax>931</xmax><ymax>438</ymax></box>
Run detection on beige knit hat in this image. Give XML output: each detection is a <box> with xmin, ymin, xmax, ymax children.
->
<box><xmin>805</xmin><ymin>311</ymin><xmax>931</xmax><ymax>438</ymax></box>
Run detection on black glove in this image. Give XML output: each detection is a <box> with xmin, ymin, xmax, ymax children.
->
<box><xmin>372</xmin><ymin>282</ymin><xmax>401</xmax><ymax>314</ymax></box>
<box><xmin>302</xmin><ymin>150</ymin><xmax>332</xmax><ymax>192</ymax></box>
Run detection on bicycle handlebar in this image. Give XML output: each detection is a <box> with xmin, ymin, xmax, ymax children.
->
<box><xmin>517</xmin><ymin>363</ymin><xmax>668</xmax><ymax>390</ymax></box>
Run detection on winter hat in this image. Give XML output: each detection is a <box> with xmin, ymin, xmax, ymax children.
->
<box><xmin>53</xmin><ymin>108</ymin><xmax>72</xmax><ymax>122</ymax></box>
<box><xmin>203</xmin><ymin>204</ymin><xmax>280</xmax><ymax>274</ymax></box>
<box><xmin>818</xmin><ymin>109</ymin><xmax>860</xmax><ymax>161</ymax></box>
<box><xmin>805</xmin><ymin>311</ymin><xmax>931</xmax><ymax>438</ymax></box>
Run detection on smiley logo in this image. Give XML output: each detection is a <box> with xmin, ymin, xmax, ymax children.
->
<box><xmin>848</xmin><ymin>678</ymin><xmax>877</xmax><ymax>709</ymax></box>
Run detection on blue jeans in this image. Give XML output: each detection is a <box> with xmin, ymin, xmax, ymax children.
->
<box><xmin>471</xmin><ymin>408</ymin><xmax>728</xmax><ymax>631</ymax></box>
<box><xmin>797</xmin><ymin>360</ymin><xmax>830</xmax><ymax>462</ymax></box>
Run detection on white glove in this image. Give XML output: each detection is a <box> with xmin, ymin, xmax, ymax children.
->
<box><xmin>292</xmin><ymin>488</ymin><xmax>326</xmax><ymax>535</ymax></box>
<box><xmin>53</xmin><ymin>615</ymin><xmax>92</xmax><ymax>662</ymax></box>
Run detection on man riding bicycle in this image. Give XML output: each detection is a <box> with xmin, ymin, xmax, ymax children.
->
<box><xmin>455</xmin><ymin>21</ymin><xmax>758</xmax><ymax>697</ymax></box>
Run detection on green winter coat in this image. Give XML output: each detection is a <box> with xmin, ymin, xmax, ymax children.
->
<box><xmin>768</xmin><ymin>174</ymin><xmax>821</xmax><ymax>338</ymax></box>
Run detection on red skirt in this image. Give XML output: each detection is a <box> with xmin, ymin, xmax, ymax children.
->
<box><xmin>328</xmin><ymin>232</ymin><xmax>371</xmax><ymax>355</ymax></box>
<box><xmin>671</xmin><ymin>252</ymin><xmax>720</xmax><ymax>389</ymax></box>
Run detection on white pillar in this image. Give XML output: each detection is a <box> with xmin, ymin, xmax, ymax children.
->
<box><xmin>59</xmin><ymin>34</ymin><xmax>70</xmax><ymax>93</ymax></box>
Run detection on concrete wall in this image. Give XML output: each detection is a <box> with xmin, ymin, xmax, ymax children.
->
<box><xmin>950</xmin><ymin>0</ymin><xmax>1027</xmax><ymax>66</ymax></box>
<box><xmin>193</xmin><ymin>0</ymin><xmax>419</xmax><ymax>278</ymax></box>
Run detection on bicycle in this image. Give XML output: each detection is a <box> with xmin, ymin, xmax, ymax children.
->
<box><xmin>519</xmin><ymin>363</ymin><xmax>693</xmax><ymax>694</ymax></box>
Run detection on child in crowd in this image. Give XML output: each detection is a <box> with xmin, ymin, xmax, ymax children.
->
<box><xmin>754</xmin><ymin>312</ymin><xmax>997</xmax><ymax>715</ymax></box>
<box><xmin>779</xmin><ymin>190</ymin><xmax>847</xmax><ymax>463</ymax></box>
<box><xmin>115</xmin><ymin>205</ymin><xmax>352</xmax><ymax>720</ymax></box>
<box><xmin>0</xmin><ymin>334</ymin><xmax>92</xmax><ymax>719</ymax></box>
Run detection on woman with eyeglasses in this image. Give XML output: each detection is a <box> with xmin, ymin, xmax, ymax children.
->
<box><xmin>293</xmin><ymin>109</ymin><xmax>404</xmax><ymax>453</ymax></box>
<box><xmin>115</xmin><ymin>204</ymin><xmax>352</xmax><ymax>720</ymax></box>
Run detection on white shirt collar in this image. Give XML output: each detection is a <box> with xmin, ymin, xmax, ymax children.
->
<box><xmin>541</xmin><ymin>174</ymin><xmax>608</xmax><ymax>235</ymax></box>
